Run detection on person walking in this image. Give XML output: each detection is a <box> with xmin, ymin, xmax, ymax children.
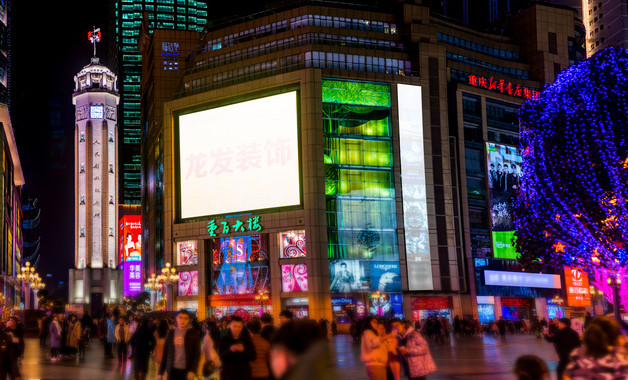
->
<box><xmin>153</xmin><ymin>319</ymin><xmax>169</xmax><ymax>370</ymax></box>
<box><xmin>129</xmin><ymin>318</ymin><xmax>156</xmax><ymax>380</ymax></box>
<box><xmin>0</xmin><ymin>328</ymin><xmax>21</xmax><ymax>380</ymax></box>
<box><xmin>115</xmin><ymin>317</ymin><xmax>131</xmax><ymax>364</ymax></box>
<box><xmin>128</xmin><ymin>314</ymin><xmax>138</xmax><ymax>359</ymax></box>
<box><xmin>156</xmin><ymin>309</ymin><xmax>201</xmax><ymax>380</ymax></box>
<box><xmin>218</xmin><ymin>316</ymin><xmax>257</xmax><ymax>380</ymax></box>
<box><xmin>565</xmin><ymin>316</ymin><xmax>628</xmax><ymax>379</ymax></box>
<box><xmin>392</xmin><ymin>319</ymin><xmax>436</xmax><ymax>380</ymax></box>
<box><xmin>542</xmin><ymin>317</ymin><xmax>581</xmax><ymax>380</ymax></box>
<box><xmin>201</xmin><ymin>322</ymin><xmax>221</xmax><ymax>380</ymax></box>
<box><xmin>105</xmin><ymin>314</ymin><xmax>116</xmax><ymax>358</ymax></box>
<box><xmin>497</xmin><ymin>316</ymin><xmax>507</xmax><ymax>342</ymax></box>
<box><xmin>260</xmin><ymin>313</ymin><xmax>276</xmax><ymax>342</ymax></box>
<box><xmin>38</xmin><ymin>316</ymin><xmax>47</xmax><ymax>347</ymax></box>
<box><xmin>49</xmin><ymin>314</ymin><xmax>62</xmax><ymax>361</ymax></box>
<box><xmin>5</xmin><ymin>316</ymin><xmax>24</xmax><ymax>360</ymax></box>
<box><xmin>360</xmin><ymin>317</ymin><xmax>393</xmax><ymax>380</ymax></box>
<box><xmin>248</xmin><ymin>319</ymin><xmax>271</xmax><ymax>380</ymax></box>
<box><xmin>66</xmin><ymin>314</ymin><xmax>82</xmax><ymax>358</ymax></box>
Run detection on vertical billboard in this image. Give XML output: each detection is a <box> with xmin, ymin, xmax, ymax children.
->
<box><xmin>119</xmin><ymin>215</ymin><xmax>142</xmax><ymax>264</ymax></box>
<box><xmin>178</xmin><ymin>271</ymin><xmax>199</xmax><ymax>296</ymax></box>
<box><xmin>177</xmin><ymin>240</ymin><xmax>198</xmax><ymax>265</ymax></box>
<box><xmin>120</xmin><ymin>215</ymin><xmax>142</xmax><ymax>297</ymax></box>
<box><xmin>211</xmin><ymin>235</ymin><xmax>269</xmax><ymax>295</ymax></box>
<box><xmin>564</xmin><ymin>267</ymin><xmax>591</xmax><ymax>307</ymax></box>
<box><xmin>398</xmin><ymin>84</ymin><xmax>432</xmax><ymax>290</ymax></box>
<box><xmin>486</xmin><ymin>143</ymin><xmax>522</xmax><ymax>259</ymax></box>
<box><xmin>281</xmin><ymin>264</ymin><xmax>308</xmax><ymax>292</ymax></box>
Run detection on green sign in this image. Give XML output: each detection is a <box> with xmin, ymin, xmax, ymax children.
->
<box><xmin>492</xmin><ymin>230</ymin><xmax>518</xmax><ymax>259</ymax></box>
<box><xmin>206</xmin><ymin>216</ymin><xmax>262</xmax><ymax>237</ymax></box>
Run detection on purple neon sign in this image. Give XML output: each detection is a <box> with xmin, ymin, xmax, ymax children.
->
<box><xmin>123</xmin><ymin>259</ymin><xmax>142</xmax><ymax>297</ymax></box>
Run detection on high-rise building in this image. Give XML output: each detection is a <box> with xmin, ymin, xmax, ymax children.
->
<box><xmin>0</xmin><ymin>0</ymin><xmax>10</xmax><ymax>106</ymax></box>
<box><xmin>582</xmin><ymin>0</ymin><xmax>628</xmax><ymax>57</ymax></box>
<box><xmin>109</xmin><ymin>0</ymin><xmax>208</xmax><ymax>205</ymax></box>
<box><xmin>68</xmin><ymin>50</ymin><xmax>123</xmax><ymax>315</ymax></box>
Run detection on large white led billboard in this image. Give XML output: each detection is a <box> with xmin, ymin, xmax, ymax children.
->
<box><xmin>398</xmin><ymin>84</ymin><xmax>433</xmax><ymax>291</ymax></box>
<box><xmin>178</xmin><ymin>91</ymin><xmax>300</xmax><ymax>219</ymax></box>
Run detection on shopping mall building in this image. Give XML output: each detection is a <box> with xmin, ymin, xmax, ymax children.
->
<box><xmin>140</xmin><ymin>0</ymin><xmax>587</xmax><ymax>321</ymax></box>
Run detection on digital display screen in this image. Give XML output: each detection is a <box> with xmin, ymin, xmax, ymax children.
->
<box><xmin>486</xmin><ymin>142</ymin><xmax>522</xmax><ymax>259</ymax></box>
<box><xmin>329</xmin><ymin>259</ymin><xmax>370</xmax><ymax>293</ymax></box>
<box><xmin>123</xmin><ymin>261</ymin><xmax>142</xmax><ymax>297</ymax></box>
<box><xmin>177</xmin><ymin>240</ymin><xmax>198</xmax><ymax>266</ymax></box>
<box><xmin>178</xmin><ymin>271</ymin><xmax>199</xmax><ymax>296</ymax></box>
<box><xmin>119</xmin><ymin>215</ymin><xmax>141</xmax><ymax>264</ymax></box>
<box><xmin>369</xmin><ymin>261</ymin><xmax>401</xmax><ymax>292</ymax></box>
<box><xmin>178</xmin><ymin>91</ymin><xmax>300</xmax><ymax>218</ymax></box>
<box><xmin>211</xmin><ymin>235</ymin><xmax>269</xmax><ymax>295</ymax></box>
<box><xmin>281</xmin><ymin>264</ymin><xmax>308</xmax><ymax>292</ymax></box>
<box><xmin>484</xmin><ymin>270</ymin><xmax>561</xmax><ymax>289</ymax></box>
<box><xmin>564</xmin><ymin>267</ymin><xmax>591</xmax><ymax>307</ymax></box>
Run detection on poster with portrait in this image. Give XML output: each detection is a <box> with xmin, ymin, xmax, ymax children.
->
<box><xmin>369</xmin><ymin>261</ymin><xmax>402</xmax><ymax>292</ymax></box>
<box><xmin>177</xmin><ymin>241</ymin><xmax>198</xmax><ymax>266</ymax></box>
<box><xmin>119</xmin><ymin>215</ymin><xmax>142</xmax><ymax>264</ymax></box>
<box><xmin>486</xmin><ymin>143</ymin><xmax>522</xmax><ymax>259</ymax></box>
<box><xmin>369</xmin><ymin>293</ymin><xmax>403</xmax><ymax>318</ymax></box>
<box><xmin>329</xmin><ymin>260</ymin><xmax>370</xmax><ymax>293</ymax></box>
<box><xmin>178</xmin><ymin>271</ymin><xmax>199</xmax><ymax>296</ymax></box>
<box><xmin>281</xmin><ymin>264</ymin><xmax>308</xmax><ymax>292</ymax></box>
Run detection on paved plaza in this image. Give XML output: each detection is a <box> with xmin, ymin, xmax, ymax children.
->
<box><xmin>19</xmin><ymin>333</ymin><xmax>561</xmax><ymax>380</ymax></box>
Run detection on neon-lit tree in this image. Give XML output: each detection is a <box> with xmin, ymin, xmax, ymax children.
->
<box><xmin>515</xmin><ymin>48</ymin><xmax>628</xmax><ymax>275</ymax></box>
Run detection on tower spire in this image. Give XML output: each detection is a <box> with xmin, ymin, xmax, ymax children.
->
<box><xmin>88</xmin><ymin>26</ymin><xmax>102</xmax><ymax>58</ymax></box>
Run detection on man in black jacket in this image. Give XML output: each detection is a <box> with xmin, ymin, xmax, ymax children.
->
<box><xmin>0</xmin><ymin>328</ymin><xmax>21</xmax><ymax>380</ymax></box>
<box><xmin>156</xmin><ymin>310</ymin><xmax>201</xmax><ymax>380</ymax></box>
<box><xmin>219</xmin><ymin>316</ymin><xmax>256</xmax><ymax>380</ymax></box>
<box><xmin>543</xmin><ymin>317</ymin><xmax>581</xmax><ymax>380</ymax></box>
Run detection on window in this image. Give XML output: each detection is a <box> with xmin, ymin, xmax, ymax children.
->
<box><xmin>548</xmin><ymin>32</ymin><xmax>557</xmax><ymax>54</ymax></box>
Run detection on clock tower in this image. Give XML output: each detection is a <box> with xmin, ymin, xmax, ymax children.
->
<box><xmin>69</xmin><ymin>29</ymin><xmax>122</xmax><ymax>311</ymax></box>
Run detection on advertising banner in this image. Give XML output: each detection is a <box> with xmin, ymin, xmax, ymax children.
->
<box><xmin>370</xmin><ymin>293</ymin><xmax>403</xmax><ymax>318</ymax></box>
<box><xmin>369</xmin><ymin>261</ymin><xmax>401</xmax><ymax>292</ymax></box>
<box><xmin>178</xmin><ymin>271</ymin><xmax>199</xmax><ymax>296</ymax></box>
<box><xmin>123</xmin><ymin>261</ymin><xmax>143</xmax><ymax>297</ymax></box>
<box><xmin>119</xmin><ymin>215</ymin><xmax>141</xmax><ymax>264</ymax></box>
<box><xmin>564</xmin><ymin>267</ymin><xmax>591</xmax><ymax>307</ymax></box>
<box><xmin>279</xmin><ymin>231</ymin><xmax>306</xmax><ymax>258</ymax></box>
<box><xmin>486</xmin><ymin>143</ymin><xmax>522</xmax><ymax>259</ymax></box>
<box><xmin>484</xmin><ymin>270</ymin><xmax>561</xmax><ymax>289</ymax></box>
<box><xmin>281</xmin><ymin>264</ymin><xmax>308</xmax><ymax>292</ymax></box>
<box><xmin>329</xmin><ymin>259</ymin><xmax>370</xmax><ymax>293</ymax></box>
<box><xmin>177</xmin><ymin>241</ymin><xmax>198</xmax><ymax>266</ymax></box>
<box><xmin>411</xmin><ymin>297</ymin><xmax>452</xmax><ymax>310</ymax></box>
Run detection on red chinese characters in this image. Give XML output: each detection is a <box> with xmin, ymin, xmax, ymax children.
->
<box><xmin>467</xmin><ymin>75</ymin><xmax>540</xmax><ymax>100</ymax></box>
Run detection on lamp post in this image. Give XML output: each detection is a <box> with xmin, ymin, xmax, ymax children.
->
<box><xmin>16</xmin><ymin>262</ymin><xmax>37</xmax><ymax>310</ymax></box>
<box><xmin>157</xmin><ymin>263</ymin><xmax>179</xmax><ymax>311</ymax></box>
<box><xmin>254</xmin><ymin>290</ymin><xmax>269</xmax><ymax>315</ymax></box>
<box><xmin>607</xmin><ymin>275</ymin><xmax>622</xmax><ymax>322</ymax></box>
<box><xmin>145</xmin><ymin>273</ymin><xmax>163</xmax><ymax>311</ymax></box>
<box><xmin>590</xmin><ymin>286</ymin><xmax>603</xmax><ymax>317</ymax></box>
<box><xmin>30</xmin><ymin>276</ymin><xmax>45</xmax><ymax>310</ymax></box>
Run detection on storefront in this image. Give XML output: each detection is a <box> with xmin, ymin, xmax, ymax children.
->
<box><xmin>283</xmin><ymin>297</ymin><xmax>310</xmax><ymax>319</ymax></box>
<box><xmin>331</xmin><ymin>297</ymin><xmax>367</xmax><ymax>323</ymax></box>
<box><xmin>477</xmin><ymin>296</ymin><xmax>496</xmax><ymax>323</ymax></box>
<box><xmin>546</xmin><ymin>298</ymin><xmax>566</xmax><ymax>319</ymax></box>
<box><xmin>411</xmin><ymin>297</ymin><xmax>453</xmax><ymax>323</ymax></box>
<box><xmin>500</xmin><ymin>297</ymin><xmax>535</xmax><ymax>321</ymax></box>
<box><xmin>208</xmin><ymin>294</ymin><xmax>272</xmax><ymax>320</ymax></box>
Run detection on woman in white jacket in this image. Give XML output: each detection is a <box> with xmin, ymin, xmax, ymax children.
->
<box><xmin>201</xmin><ymin>330</ymin><xmax>221</xmax><ymax>380</ymax></box>
<box><xmin>360</xmin><ymin>317</ymin><xmax>396</xmax><ymax>380</ymax></box>
<box><xmin>392</xmin><ymin>319</ymin><xmax>436</xmax><ymax>380</ymax></box>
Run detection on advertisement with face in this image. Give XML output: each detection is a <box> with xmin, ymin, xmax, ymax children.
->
<box><xmin>369</xmin><ymin>261</ymin><xmax>401</xmax><ymax>292</ymax></box>
<box><xmin>281</xmin><ymin>264</ymin><xmax>308</xmax><ymax>292</ymax></box>
<box><xmin>119</xmin><ymin>215</ymin><xmax>141</xmax><ymax>264</ymax></box>
<box><xmin>486</xmin><ymin>143</ymin><xmax>522</xmax><ymax>259</ymax></box>
<box><xmin>177</xmin><ymin>241</ymin><xmax>198</xmax><ymax>266</ymax></box>
<box><xmin>369</xmin><ymin>293</ymin><xmax>403</xmax><ymax>318</ymax></box>
<box><xmin>329</xmin><ymin>260</ymin><xmax>370</xmax><ymax>293</ymax></box>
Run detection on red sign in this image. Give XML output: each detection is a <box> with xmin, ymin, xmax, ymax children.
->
<box><xmin>208</xmin><ymin>294</ymin><xmax>272</xmax><ymax>307</ymax></box>
<box><xmin>119</xmin><ymin>215</ymin><xmax>141</xmax><ymax>264</ymax></box>
<box><xmin>500</xmin><ymin>298</ymin><xmax>532</xmax><ymax>307</ymax></box>
<box><xmin>412</xmin><ymin>297</ymin><xmax>451</xmax><ymax>310</ymax></box>
<box><xmin>467</xmin><ymin>75</ymin><xmax>540</xmax><ymax>100</ymax></box>
<box><xmin>565</xmin><ymin>267</ymin><xmax>591</xmax><ymax>307</ymax></box>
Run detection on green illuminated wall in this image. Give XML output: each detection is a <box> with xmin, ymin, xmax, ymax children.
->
<box><xmin>323</xmin><ymin>79</ymin><xmax>398</xmax><ymax>260</ymax></box>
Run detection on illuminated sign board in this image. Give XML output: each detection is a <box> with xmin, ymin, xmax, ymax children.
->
<box><xmin>484</xmin><ymin>270</ymin><xmax>561</xmax><ymax>289</ymax></box>
<box><xmin>119</xmin><ymin>215</ymin><xmax>141</xmax><ymax>264</ymax></box>
<box><xmin>178</xmin><ymin>91</ymin><xmax>300</xmax><ymax>219</ymax></box>
<box><xmin>281</xmin><ymin>264</ymin><xmax>308</xmax><ymax>292</ymax></box>
<box><xmin>467</xmin><ymin>75</ymin><xmax>540</xmax><ymax>100</ymax></box>
<box><xmin>564</xmin><ymin>267</ymin><xmax>591</xmax><ymax>307</ymax></box>
<box><xmin>207</xmin><ymin>216</ymin><xmax>262</xmax><ymax>237</ymax></box>
<box><xmin>177</xmin><ymin>241</ymin><xmax>198</xmax><ymax>266</ymax></box>
<box><xmin>398</xmin><ymin>84</ymin><xmax>433</xmax><ymax>291</ymax></box>
<box><xmin>178</xmin><ymin>271</ymin><xmax>199</xmax><ymax>296</ymax></box>
<box><xmin>123</xmin><ymin>261</ymin><xmax>142</xmax><ymax>297</ymax></box>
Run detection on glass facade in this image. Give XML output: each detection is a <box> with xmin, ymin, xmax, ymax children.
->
<box><xmin>323</xmin><ymin>79</ymin><xmax>402</xmax><ymax>316</ymax></box>
<box><xmin>113</xmin><ymin>0</ymin><xmax>207</xmax><ymax>204</ymax></box>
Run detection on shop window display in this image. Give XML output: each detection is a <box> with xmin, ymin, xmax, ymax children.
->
<box><xmin>211</xmin><ymin>234</ymin><xmax>269</xmax><ymax>295</ymax></box>
<box><xmin>281</xmin><ymin>264</ymin><xmax>308</xmax><ymax>292</ymax></box>
<box><xmin>177</xmin><ymin>240</ymin><xmax>198</xmax><ymax>265</ymax></box>
<box><xmin>279</xmin><ymin>230</ymin><xmax>306</xmax><ymax>258</ymax></box>
<box><xmin>178</xmin><ymin>271</ymin><xmax>199</xmax><ymax>296</ymax></box>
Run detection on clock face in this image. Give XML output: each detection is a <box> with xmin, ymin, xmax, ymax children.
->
<box><xmin>90</xmin><ymin>105</ymin><xmax>104</xmax><ymax>119</ymax></box>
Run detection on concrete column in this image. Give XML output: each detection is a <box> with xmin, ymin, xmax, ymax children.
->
<box><xmin>33</xmin><ymin>289</ymin><xmax>39</xmax><ymax>310</ymax></box>
<box><xmin>24</xmin><ymin>283</ymin><xmax>30</xmax><ymax>310</ymax></box>
<box><xmin>494</xmin><ymin>296</ymin><xmax>502</xmax><ymax>319</ymax></box>
<box><xmin>150</xmin><ymin>290</ymin><xmax>157</xmax><ymax>311</ymax></box>
<box><xmin>166</xmin><ymin>283</ymin><xmax>174</xmax><ymax>311</ymax></box>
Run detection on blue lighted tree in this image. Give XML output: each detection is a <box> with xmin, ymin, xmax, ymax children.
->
<box><xmin>515</xmin><ymin>48</ymin><xmax>628</xmax><ymax>273</ymax></box>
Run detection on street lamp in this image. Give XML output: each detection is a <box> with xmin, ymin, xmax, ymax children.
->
<box><xmin>607</xmin><ymin>275</ymin><xmax>622</xmax><ymax>322</ymax></box>
<box><xmin>16</xmin><ymin>262</ymin><xmax>37</xmax><ymax>310</ymax></box>
<box><xmin>590</xmin><ymin>286</ymin><xmax>603</xmax><ymax>317</ymax></box>
<box><xmin>145</xmin><ymin>273</ymin><xmax>163</xmax><ymax>311</ymax></box>
<box><xmin>30</xmin><ymin>275</ymin><xmax>45</xmax><ymax>310</ymax></box>
<box><xmin>255</xmin><ymin>290</ymin><xmax>269</xmax><ymax>315</ymax></box>
<box><xmin>157</xmin><ymin>263</ymin><xmax>179</xmax><ymax>311</ymax></box>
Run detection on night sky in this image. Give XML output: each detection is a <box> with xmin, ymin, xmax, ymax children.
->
<box><xmin>12</xmin><ymin>0</ymin><xmax>108</xmax><ymax>297</ymax></box>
